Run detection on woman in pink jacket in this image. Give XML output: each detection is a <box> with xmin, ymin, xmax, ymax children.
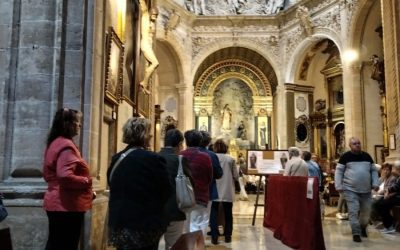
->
<box><xmin>43</xmin><ymin>108</ymin><xmax>93</xmax><ymax>250</ymax></box>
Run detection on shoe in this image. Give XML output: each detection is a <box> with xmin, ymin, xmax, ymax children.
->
<box><xmin>353</xmin><ymin>235</ymin><xmax>362</xmax><ymax>242</ymax></box>
<box><xmin>225</xmin><ymin>236</ymin><xmax>232</xmax><ymax>243</ymax></box>
<box><xmin>211</xmin><ymin>237</ymin><xmax>219</xmax><ymax>245</ymax></box>
<box><xmin>342</xmin><ymin>213</ymin><xmax>349</xmax><ymax>220</ymax></box>
<box><xmin>361</xmin><ymin>228</ymin><xmax>368</xmax><ymax>238</ymax></box>
<box><xmin>336</xmin><ymin>213</ymin><xmax>344</xmax><ymax>219</ymax></box>
<box><xmin>380</xmin><ymin>226</ymin><xmax>396</xmax><ymax>234</ymax></box>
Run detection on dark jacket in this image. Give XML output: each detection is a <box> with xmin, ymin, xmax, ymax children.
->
<box><xmin>199</xmin><ymin>147</ymin><xmax>223</xmax><ymax>200</ymax></box>
<box><xmin>107</xmin><ymin>147</ymin><xmax>173</xmax><ymax>231</ymax></box>
<box><xmin>388</xmin><ymin>176</ymin><xmax>400</xmax><ymax>198</ymax></box>
<box><xmin>180</xmin><ymin>147</ymin><xmax>213</xmax><ymax>206</ymax></box>
<box><xmin>158</xmin><ymin>147</ymin><xmax>193</xmax><ymax>222</ymax></box>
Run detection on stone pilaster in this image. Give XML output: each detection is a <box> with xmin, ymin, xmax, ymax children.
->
<box><xmin>176</xmin><ymin>83</ymin><xmax>193</xmax><ymax>131</ymax></box>
<box><xmin>381</xmin><ymin>0</ymin><xmax>400</xmax><ymax>162</ymax></box>
<box><xmin>342</xmin><ymin>62</ymin><xmax>365</xmax><ymax>144</ymax></box>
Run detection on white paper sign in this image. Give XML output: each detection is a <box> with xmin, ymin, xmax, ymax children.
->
<box><xmin>307</xmin><ymin>178</ymin><xmax>314</xmax><ymax>199</ymax></box>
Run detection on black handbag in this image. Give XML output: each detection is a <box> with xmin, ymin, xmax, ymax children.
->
<box><xmin>0</xmin><ymin>194</ymin><xmax>8</xmax><ymax>222</ymax></box>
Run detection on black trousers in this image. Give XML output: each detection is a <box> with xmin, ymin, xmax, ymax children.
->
<box><xmin>45</xmin><ymin>211</ymin><xmax>85</xmax><ymax>250</ymax></box>
<box><xmin>376</xmin><ymin>196</ymin><xmax>400</xmax><ymax>228</ymax></box>
<box><xmin>210</xmin><ymin>201</ymin><xmax>233</xmax><ymax>238</ymax></box>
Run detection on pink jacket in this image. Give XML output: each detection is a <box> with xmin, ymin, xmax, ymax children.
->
<box><xmin>43</xmin><ymin>137</ymin><xmax>92</xmax><ymax>212</ymax></box>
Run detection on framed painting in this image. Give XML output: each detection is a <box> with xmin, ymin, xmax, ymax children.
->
<box><xmin>105</xmin><ymin>27</ymin><xmax>124</xmax><ymax>105</ymax></box>
<box><xmin>374</xmin><ymin>145</ymin><xmax>384</xmax><ymax>165</ymax></box>
<box><xmin>198</xmin><ymin>116</ymin><xmax>209</xmax><ymax>132</ymax></box>
<box><xmin>256</xmin><ymin>116</ymin><xmax>268</xmax><ymax>149</ymax></box>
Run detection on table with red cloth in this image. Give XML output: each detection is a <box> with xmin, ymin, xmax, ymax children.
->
<box><xmin>263</xmin><ymin>176</ymin><xmax>325</xmax><ymax>250</ymax></box>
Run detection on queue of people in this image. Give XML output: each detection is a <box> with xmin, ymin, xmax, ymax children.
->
<box><xmin>40</xmin><ymin>109</ymin><xmax>400</xmax><ymax>249</ymax></box>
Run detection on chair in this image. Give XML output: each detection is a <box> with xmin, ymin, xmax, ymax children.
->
<box><xmin>170</xmin><ymin>230</ymin><xmax>205</xmax><ymax>250</ymax></box>
<box><xmin>327</xmin><ymin>182</ymin><xmax>340</xmax><ymax>206</ymax></box>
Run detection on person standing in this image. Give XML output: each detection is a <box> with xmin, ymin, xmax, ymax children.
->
<box><xmin>158</xmin><ymin>129</ymin><xmax>193</xmax><ymax>249</ymax></box>
<box><xmin>335</xmin><ymin>137</ymin><xmax>379</xmax><ymax>242</ymax></box>
<box><xmin>43</xmin><ymin>108</ymin><xmax>93</xmax><ymax>250</ymax></box>
<box><xmin>283</xmin><ymin>147</ymin><xmax>308</xmax><ymax>176</ymax></box>
<box><xmin>209</xmin><ymin>139</ymin><xmax>239</xmax><ymax>245</ymax></box>
<box><xmin>180</xmin><ymin>130</ymin><xmax>213</xmax><ymax>235</ymax></box>
<box><xmin>107</xmin><ymin>117</ymin><xmax>173</xmax><ymax>250</ymax></box>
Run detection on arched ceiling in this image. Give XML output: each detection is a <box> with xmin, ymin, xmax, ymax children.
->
<box><xmin>193</xmin><ymin>47</ymin><xmax>278</xmax><ymax>94</ymax></box>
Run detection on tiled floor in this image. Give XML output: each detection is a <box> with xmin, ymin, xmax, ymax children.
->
<box><xmin>157</xmin><ymin>194</ymin><xmax>400</xmax><ymax>249</ymax></box>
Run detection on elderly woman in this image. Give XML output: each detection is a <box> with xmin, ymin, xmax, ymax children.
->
<box><xmin>209</xmin><ymin>139</ymin><xmax>239</xmax><ymax>245</ymax></box>
<box><xmin>43</xmin><ymin>108</ymin><xmax>93</xmax><ymax>250</ymax></box>
<box><xmin>107</xmin><ymin>117</ymin><xmax>173</xmax><ymax>250</ymax></box>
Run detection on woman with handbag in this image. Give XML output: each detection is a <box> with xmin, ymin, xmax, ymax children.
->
<box><xmin>209</xmin><ymin>139</ymin><xmax>239</xmax><ymax>245</ymax></box>
<box><xmin>43</xmin><ymin>108</ymin><xmax>93</xmax><ymax>250</ymax></box>
<box><xmin>107</xmin><ymin>117</ymin><xmax>173</xmax><ymax>250</ymax></box>
<box><xmin>158</xmin><ymin>128</ymin><xmax>194</xmax><ymax>249</ymax></box>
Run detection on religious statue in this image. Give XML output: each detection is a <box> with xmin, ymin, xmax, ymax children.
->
<box><xmin>139</xmin><ymin>0</ymin><xmax>159</xmax><ymax>94</ymax></box>
<box><xmin>199</xmin><ymin>122</ymin><xmax>208</xmax><ymax>131</ymax></box>
<box><xmin>370</xmin><ymin>54</ymin><xmax>385</xmax><ymax>95</ymax></box>
<box><xmin>259</xmin><ymin>121</ymin><xmax>267</xmax><ymax>147</ymax></box>
<box><xmin>237</xmin><ymin>120</ymin><xmax>247</xmax><ymax>140</ymax></box>
<box><xmin>265</xmin><ymin>0</ymin><xmax>285</xmax><ymax>14</ymax></box>
<box><xmin>193</xmin><ymin>0</ymin><xmax>206</xmax><ymax>15</ymax></box>
<box><xmin>227</xmin><ymin>0</ymin><xmax>246</xmax><ymax>14</ymax></box>
<box><xmin>296</xmin><ymin>5</ymin><xmax>313</xmax><ymax>36</ymax></box>
<box><xmin>221</xmin><ymin>104</ymin><xmax>232</xmax><ymax>131</ymax></box>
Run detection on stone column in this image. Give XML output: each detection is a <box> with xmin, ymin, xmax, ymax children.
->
<box><xmin>176</xmin><ymin>83</ymin><xmax>193</xmax><ymax>131</ymax></box>
<box><xmin>381</xmin><ymin>0</ymin><xmax>400</xmax><ymax>162</ymax></box>
<box><xmin>342</xmin><ymin>63</ymin><xmax>365</xmax><ymax>145</ymax></box>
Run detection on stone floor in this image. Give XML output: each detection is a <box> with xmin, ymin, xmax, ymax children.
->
<box><xmin>156</xmin><ymin>194</ymin><xmax>400</xmax><ymax>250</ymax></box>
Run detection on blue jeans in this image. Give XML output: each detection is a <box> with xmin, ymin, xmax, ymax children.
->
<box><xmin>343</xmin><ymin>191</ymin><xmax>371</xmax><ymax>236</ymax></box>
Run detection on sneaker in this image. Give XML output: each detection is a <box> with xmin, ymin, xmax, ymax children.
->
<box><xmin>380</xmin><ymin>226</ymin><xmax>396</xmax><ymax>234</ymax></box>
<box><xmin>353</xmin><ymin>235</ymin><xmax>362</xmax><ymax>242</ymax></box>
<box><xmin>342</xmin><ymin>213</ymin><xmax>349</xmax><ymax>220</ymax></box>
<box><xmin>336</xmin><ymin>213</ymin><xmax>344</xmax><ymax>219</ymax></box>
<box><xmin>361</xmin><ymin>228</ymin><xmax>368</xmax><ymax>238</ymax></box>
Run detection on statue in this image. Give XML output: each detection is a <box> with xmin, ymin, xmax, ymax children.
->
<box><xmin>280</xmin><ymin>152</ymin><xmax>288</xmax><ymax>169</ymax></box>
<box><xmin>199</xmin><ymin>122</ymin><xmax>208</xmax><ymax>131</ymax></box>
<box><xmin>296</xmin><ymin>5</ymin><xmax>313</xmax><ymax>36</ymax></box>
<box><xmin>259</xmin><ymin>121</ymin><xmax>267</xmax><ymax>147</ymax></box>
<box><xmin>193</xmin><ymin>0</ymin><xmax>206</xmax><ymax>15</ymax></box>
<box><xmin>370</xmin><ymin>54</ymin><xmax>385</xmax><ymax>95</ymax></box>
<box><xmin>265</xmin><ymin>0</ymin><xmax>285</xmax><ymax>14</ymax></box>
<box><xmin>237</xmin><ymin>120</ymin><xmax>247</xmax><ymax>140</ymax></box>
<box><xmin>221</xmin><ymin>104</ymin><xmax>232</xmax><ymax>131</ymax></box>
<box><xmin>227</xmin><ymin>0</ymin><xmax>247</xmax><ymax>14</ymax></box>
<box><xmin>139</xmin><ymin>0</ymin><xmax>159</xmax><ymax>94</ymax></box>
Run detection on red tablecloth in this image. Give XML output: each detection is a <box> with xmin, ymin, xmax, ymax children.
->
<box><xmin>263</xmin><ymin>176</ymin><xmax>325</xmax><ymax>250</ymax></box>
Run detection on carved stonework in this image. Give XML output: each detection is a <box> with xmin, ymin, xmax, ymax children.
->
<box><xmin>313</xmin><ymin>6</ymin><xmax>341</xmax><ymax>33</ymax></box>
<box><xmin>296</xmin><ymin>5</ymin><xmax>314</xmax><ymax>36</ymax></box>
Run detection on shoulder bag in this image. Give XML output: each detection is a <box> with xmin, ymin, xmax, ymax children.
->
<box><xmin>176</xmin><ymin>155</ymin><xmax>196</xmax><ymax>210</ymax></box>
<box><xmin>0</xmin><ymin>194</ymin><xmax>8</xmax><ymax>222</ymax></box>
<box><xmin>109</xmin><ymin>148</ymin><xmax>135</xmax><ymax>182</ymax></box>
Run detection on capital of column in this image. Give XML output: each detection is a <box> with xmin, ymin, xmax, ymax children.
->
<box><xmin>175</xmin><ymin>83</ymin><xmax>190</xmax><ymax>95</ymax></box>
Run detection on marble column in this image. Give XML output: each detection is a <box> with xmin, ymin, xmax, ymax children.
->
<box><xmin>381</xmin><ymin>0</ymin><xmax>400</xmax><ymax>162</ymax></box>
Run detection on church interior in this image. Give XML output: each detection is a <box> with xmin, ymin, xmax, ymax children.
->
<box><xmin>1</xmin><ymin>0</ymin><xmax>400</xmax><ymax>249</ymax></box>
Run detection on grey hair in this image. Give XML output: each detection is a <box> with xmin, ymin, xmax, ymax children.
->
<box><xmin>393</xmin><ymin>160</ymin><xmax>400</xmax><ymax>170</ymax></box>
<box><xmin>122</xmin><ymin>117</ymin><xmax>151</xmax><ymax>146</ymax></box>
<box><xmin>288</xmin><ymin>147</ymin><xmax>301</xmax><ymax>157</ymax></box>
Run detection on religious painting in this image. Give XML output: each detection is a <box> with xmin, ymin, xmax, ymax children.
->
<box><xmin>105</xmin><ymin>27</ymin><xmax>124</xmax><ymax>105</ymax></box>
<box><xmin>198</xmin><ymin>116</ymin><xmax>209</xmax><ymax>132</ymax></box>
<box><xmin>257</xmin><ymin>116</ymin><xmax>268</xmax><ymax>149</ymax></box>
<box><xmin>246</xmin><ymin>150</ymin><xmax>288</xmax><ymax>174</ymax></box>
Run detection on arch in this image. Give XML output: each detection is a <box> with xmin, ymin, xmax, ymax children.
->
<box><xmin>191</xmin><ymin>39</ymin><xmax>280</xmax><ymax>85</ymax></box>
<box><xmin>194</xmin><ymin>59</ymin><xmax>272</xmax><ymax>97</ymax></box>
<box><xmin>285</xmin><ymin>29</ymin><xmax>342</xmax><ymax>83</ymax></box>
<box><xmin>155</xmin><ymin>39</ymin><xmax>186</xmax><ymax>83</ymax></box>
<box><xmin>347</xmin><ymin>0</ymin><xmax>375</xmax><ymax>50</ymax></box>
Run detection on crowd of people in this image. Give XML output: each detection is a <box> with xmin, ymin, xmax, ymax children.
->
<box><xmin>37</xmin><ymin>109</ymin><xmax>400</xmax><ymax>249</ymax></box>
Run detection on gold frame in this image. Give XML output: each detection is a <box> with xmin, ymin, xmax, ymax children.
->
<box><xmin>105</xmin><ymin>27</ymin><xmax>124</xmax><ymax>105</ymax></box>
